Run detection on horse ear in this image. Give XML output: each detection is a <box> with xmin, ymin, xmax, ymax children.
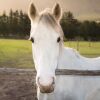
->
<box><xmin>52</xmin><ymin>3</ymin><xmax>62</xmax><ymax>21</ymax></box>
<box><xmin>28</xmin><ymin>3</ymin><xmax>38</xmax><ymax>20</ymax></box>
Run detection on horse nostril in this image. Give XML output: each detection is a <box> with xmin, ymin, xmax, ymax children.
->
<box><xmin>52</xmin><ymin>77</ymin><xmax>55</xmax><ymax>85</ymax></box>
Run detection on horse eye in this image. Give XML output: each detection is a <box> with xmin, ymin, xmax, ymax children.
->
<box><xmin>30</xmin><ymin>37</ymin><xmax>34</xmax><ymax>43</ymax></box>
<box><xmin>57</xmin><ymin>37</ymin><xmax>61</xmax><ymax>43</ymax></box>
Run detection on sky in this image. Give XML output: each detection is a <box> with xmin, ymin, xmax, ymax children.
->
<box><xmin>0</xmin><ymin>0</ymin><xmax>100</xmax><ymax>20</ymax></box>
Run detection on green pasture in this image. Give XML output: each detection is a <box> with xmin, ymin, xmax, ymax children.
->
<box><xmin>0</xmin><ymin>39</ymin><xmax>100</xmax><ymax>68</ymax></box>
<box><xmin>0</xmin><ymin>39</ymin><xmax>32</xmax><ymax>68</ymax></box>
<box><xmin>64</xmin><ymin>41</ymin><xmax>100</xmax><ymax>57</ymax></box>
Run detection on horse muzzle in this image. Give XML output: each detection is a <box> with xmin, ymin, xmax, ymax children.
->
<box><xmin>37</xmin><ymin>77</ymin><xmax>55</xmax><ymax>93</ymax></box>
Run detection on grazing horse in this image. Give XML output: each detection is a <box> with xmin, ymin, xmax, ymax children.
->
<box><xmin>28</xmin><ymin>3</ymin><xmax>100</xmax><ymax>100</ymax></box>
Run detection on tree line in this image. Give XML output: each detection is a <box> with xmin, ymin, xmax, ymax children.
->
<box><xmin>61</xmin><ymin>12</ymin><xmax>100</xmax><ymax>41</ymax></box>
<box><xmin>0</xmin><ymin>10</ymin><xmax>30</xmax><ymax>39</ymax></box>
<box><xmin>0</xmin><ymin>10</ymin><xmax>100</xmax><ymax>41</ymax></box>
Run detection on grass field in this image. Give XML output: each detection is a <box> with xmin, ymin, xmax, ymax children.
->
<box><xmin>0</xmin><ymin>39</ymin><xmax>32</xmax><ymax>68</ymax></box>
<box><xmin>0</xmin><ymin>39</ymin><xmax>100</xmax><ymax>68</ymax></box>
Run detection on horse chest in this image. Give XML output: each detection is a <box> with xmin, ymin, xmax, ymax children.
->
<box><xmin>52</xmin><ymin>76</ymin><xmax>100</xmax><ymax>100</ymax></box>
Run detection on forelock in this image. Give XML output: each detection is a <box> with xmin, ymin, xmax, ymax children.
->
<box><xmin>38</xmin><ymin>10</ymin><xmax>64</xmax><ymax>39</ymax></box>
<box><xmin>39</xmin><ymin>11</ymin><xmax>57</xmax><ymax>28</ymax></box>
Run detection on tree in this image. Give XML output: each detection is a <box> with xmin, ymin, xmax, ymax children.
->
<box><xmin>78</xmin><ymin>21</ymin><xmax>100</xmax><ymax>41</ymax></box>
<box><xmin>61</xmin><ymin>11</ymin><xmax>80</xmax><ymax>40</ymax></box>
<box><xmin>0</xmin><ymin>11</ymin><xmax>9</xmax><ymax>36</ymax></box>
<box><xmin>8</xmin><ymin>9</ymin><xmax>13</xmax><ymax>34</ymax></box>
<box><xmin>19</xmin><ymin>10</ymin><xmax>30</xmax><ymax>36</ymax></box>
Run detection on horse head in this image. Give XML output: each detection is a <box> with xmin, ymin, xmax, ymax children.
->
<box><xmin>28</xmin><ymin>3</ymin><xmax>63</xmax><ymax>93</ymax></box>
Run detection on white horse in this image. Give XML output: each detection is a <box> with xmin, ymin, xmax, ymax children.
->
<box><xmin>28</xmin><ymin>3</ymin><xmax>100</xmax><ymax>100</ymax></box>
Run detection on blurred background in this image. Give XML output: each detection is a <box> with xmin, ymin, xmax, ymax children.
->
<box><xmin>0</xmin><ymin>0</ymin><xmax>100</xmax><ymax>68</ymax></box>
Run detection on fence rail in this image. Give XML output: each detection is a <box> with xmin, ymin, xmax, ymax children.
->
<box><xmin>0</xmin><ymin>68</ymin><xmax>100</xmax><ymax>76</ymax></box>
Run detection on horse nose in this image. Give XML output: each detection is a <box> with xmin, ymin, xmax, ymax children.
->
<box><xmin>37</xmin><ymin>77</ymin><xmax>55</xmax><ymax>93</ymax></box>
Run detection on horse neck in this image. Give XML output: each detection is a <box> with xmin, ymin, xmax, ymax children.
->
<box><xmin>57</xmin><ymin>46</ymin><xmax>86</xmax><ymax>69</ymax></box>
<box><xmin>57</xmin><ymin>46</ymin><xmax>100</xmax><ymax>70</ymax></box>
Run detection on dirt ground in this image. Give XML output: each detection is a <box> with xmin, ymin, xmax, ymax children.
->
<box><xmin>0</xmin><ymin>68</ymin><xmax>37</xmax><ymax>100</ymax></box>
